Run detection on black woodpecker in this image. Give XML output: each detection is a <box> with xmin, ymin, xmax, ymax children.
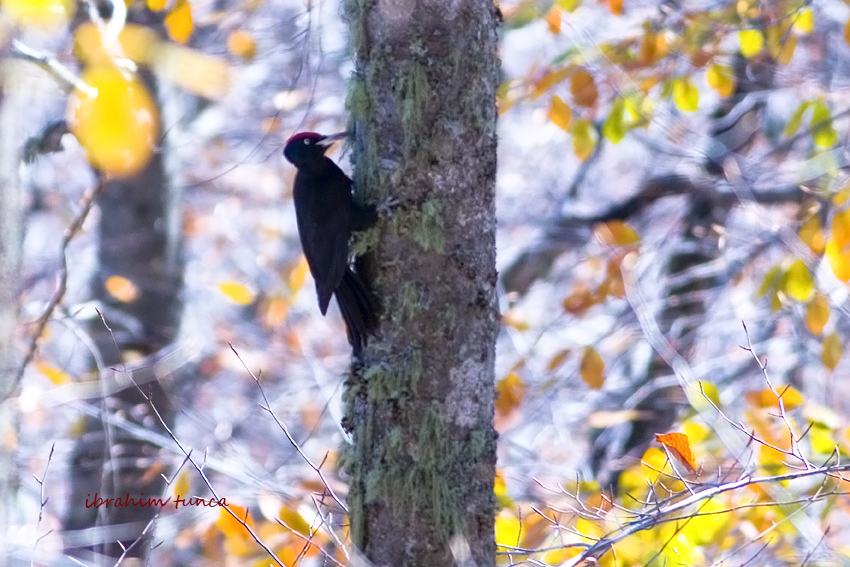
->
<box><xmin>283</xmin><ymin>131</ymin><xmax>378</xmax><ymax>352</ymax></box>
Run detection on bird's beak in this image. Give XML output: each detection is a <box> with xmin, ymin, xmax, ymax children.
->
<box><xmin>318</xmin><ymin>132</ymin><xmax>348</xmax><ymax>147</ymax></box>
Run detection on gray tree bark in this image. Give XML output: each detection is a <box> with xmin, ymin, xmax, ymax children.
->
<box><xmin>341</xmin><ymin>1</ymin><xmax>500</xmax><ymax>566</ymax></box>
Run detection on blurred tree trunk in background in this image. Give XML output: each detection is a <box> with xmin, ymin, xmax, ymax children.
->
<box><xmin>62</xmin><ymin>7</ymin><xmax>184</xmax><ymax>560</ymax></box>
<box><xmin>342</xmin><ymin>0</ymin><xmax>500</xmax><ymax>565</ymax></box>
<box><xmin>0</xmin><ymin>48</ymin><xmax>24</xmax><ymax>567</ymax></box>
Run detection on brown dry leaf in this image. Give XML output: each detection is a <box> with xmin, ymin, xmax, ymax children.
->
<box><xmin>579</xmin><ymin>346</ymin><xmax>605</xmax><ymax>389</ymax></box>
<box><xmin>655</xmin><ymin>432</ymin><xmax>697</xmax><ymax>474</ymax></box>
<box><xmin>563</xmin><ymin>283</ymin><xmax>595</xmax><ymax>316</ymax></box>
<box><xmin>570</xmin><ymin>69</ymin><xmax>599</xmax><ymax>107</ymax></box>
<box><xmin>547</xmin><ymin>349</ymin><xmax>570</xmax><ymax>372</ymax></box>
<box><xmin>822</xmin><ymin>332</ymin><xmax>842</xmax><ymax>370</ymax></box>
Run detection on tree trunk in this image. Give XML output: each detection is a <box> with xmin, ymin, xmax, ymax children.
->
<box><xmin>342</xmin><ymin>1</ymin><xmax>500</xmax><ymax>566</ymax></box>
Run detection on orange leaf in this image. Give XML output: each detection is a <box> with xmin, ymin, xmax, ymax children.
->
<box><xmin>165</xmin><ymin>0</ymin><xmax>193</xmax><ymax>43</ymax></box>
<box><xmin>227</xmin><ymin>30</ymin><xmax>257</xmax><ymax>61</ymax></box>
<box><xmin>579</xmin><ymin>346</ymin><xmax>605</xmax><ymax>389</ymax></box>
<box><xmin>571</xmin><ymin>69</ymin><xmax>598</xmax><ymax>107</ymax></box>
<box><xmin>545</xmin><ymin>5</ymin><xmax>561</xmax><ymax>34</ymax></box>
<box><xmin>799</xmin><ymin>215</ymin><xmax>824</xmax><ymax>254</ymax></box>
<box><xmin>563</xmin><ymin>283</ymin><xmax>595</xmax><ymax>316</ymax></box>
<box><xmin>608</xmin><ymin>0</ymin><xmax>622</xmax><ymax>15</ymax></box>
<box><xmin>104</xmin><ymin>275</ymin><xmax>140</xmax><ymax>303</ymax></box>
<box><xmin>745</xmin><ymin>386</ymin><xmax>804</xmax><ymax>410</ymax></box>
<box><xmin>594</xmin><ymin>220</ymin><xmax>640</xmax><ymax>246</ymax></box>
<box><xmin>655</xmin><ymin>432</ymin><xmax>697</xmax><ymax>473</ymax></box>
<box><xmin>805</xmin><ymin>293</ymin><xmax>830</xmax><ymax>336</ymax></box>
<box><xmin>533</xmin><ymin>67</ymin><xmax>571</xmax><ymax>99</ymax></box>
<box><xmin>495</xmin><ymin>372</ymin><xmax>526</xmax><ymax>417</ymax></box>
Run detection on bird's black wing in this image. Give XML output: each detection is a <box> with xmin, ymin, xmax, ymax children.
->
<box><xmin>293</xmin><ymin>161</ymin><xmax>353</xmax><ymax>315</ymax></box>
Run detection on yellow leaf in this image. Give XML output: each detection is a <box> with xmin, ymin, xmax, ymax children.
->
<box><xmin>698</xmin><ymin>381</ymin><xmax>721</xmax><ymax>407</ymax></box>
<box><xmin>74</xmin><ymin>23</ymin><xmax>160</xmax><ymax>67</ymax></box>
<box><xmin>104</xmin><ymin>275</ymin><xmax>140</xmax><ymax>302</ymax></box>
<box><xmin>758</xmin><ymin>264</ymin><xmax>782</xmax><ymax>297</ymax></box>
<box><xmin>706</xmin><ymin>64</ymin><xmax>735</xmax><ymax>97</ymax></box>
<box><xmin>739</xmin><ymin>29</ymin><xmax>764</xmax><ymax>57</ymax></box>
<box><xmin>288</xmin><ymin>256</ymin><xmax>309</xmax><ymax>293</ymax></box>
<box><xmin>655</xmin><ymin>432</ymin><xmax>697</xmax><ymax>474</ymax></box>
<box><xmin>151</xmin><ymin>43</ymin><xmax>231</xmax><ymax>99</ymax></box>
<box><xmin>580</xmin><ymin>346</ymin><xmax>604</xmax><ymax>389</ymax></box>
<box><xmin>571</xmin><ymin>118</ymin><xmax>596</xmax><ymax>161</ymax></box>
<box><xmin>672</xmin><ymin>76</ymin><xmax>699</xmax><ymax>112</ymax></box>
<box><xmin>165</xmin><ymin>0</ymin><xmax>193</xmax><ymax>43</ymax></box>
<box><xmin>805</xmin><ymin>293</ymin><xmax>830</xmax><ymax>336</ymax></box>
<box><xmin>219</xmin><ymin>281</ymin><xmax>255</xmax><ymax>305</ymax></box>
<box><xmin>67</xmin><ymin>65</ymin><xmax>160</xmax><ymax>177</ymax></box>
<box><xmin>782</xmin><ymin>259</ymin><xmax>813</xmax><ymax>302</ymax></box>
<box><xmin>227</xmin><ymin>30</ymin><xmax>257</xmax><ymax>61</ymax></box>
<box><xmin>594</xmin><ymin>220</ymin><xmax>640</xmax><ymax>246</ymax></box>
<box><xmin>548</xmin><ymin>95</ymin><xmax>572</xmax><ymax>131</ymax></box>
<box><xmin>845</xmin><ymin>18</ymin><xmax>850</xmax><ymax>47</ymax></box>
<box><xmin>784</xmin><ymin>101</ymin><xmax>811</xmax><ymax>138</ymax></box>
<box><xmin>793</xmin><ymin>8</ymin><xmax>814</xmax><ymax>34</ymax></box>
<box><xmin>556</xmin><ymin>0</ymin><xmax>581</xmax><ymax>11</ymax></box>
<box><xmin>279</xmin><ymin>505</ymin><xmax>311</xmax><ymax>536</ymax></box>
<box><xmin>495</xmin><ymin>510</ymin><xmax>521</xmax><ymax>548</ymax></box>
<box><xmin>771</xmin><ymin>31</ymin><xmax>796</xmax><ymax>65</ymax></box>
<box><xmin>147</xmin><ymin>0</ymin><xmax>167</xmax><ymax>10</ymax></box>
<box><xmin>811</xmin><ymin>102</ymin><xmax>837</xmax><ymax>147</ymax></box>
<box><xmin>36</xmin><ymin>361</ymin><xmax>73</xmax><ymax>385</ymax></box>
<box><xmin>494</xmin><ymin>469</ymin><xmax>513</xmax><ymax>508</ymax></box>
<box><xmin>495</xmin><ymin>372</ymin><xmax>526</xmax><ymax>417</ymax></box>
<box><xmin>822</xmin><ymin>332</ymin><xmax>842</xmax><ymax>370</ymax></box>
<box><xmin>825</xmin><ymin>238</ymin><xmax>850</xmax><ymax>282</ymax></box>
<box><xmin>2</xmin><ymin>0</ymin><xmax>74</xmax><ymax>29</ymax></box>
<box><xmin>172</xmin><ymin>469</ymin><xmax>191</xmax><ymax>498</ymax></box>
<box><xmin>570</xmin><ymin>69</ymin><xmax>598</xmax><ymax>107</ymax></box>
<box><xmin>602</xmin><ymin>97</ymin><xmax>625</xmax><ymax>144</ymax></box>
<box><xmin>545</xmin><ymin>5</ymin><xmax>561</xmax><ymax>34</ymax></box>
<box><xmin>799</xmin><ymin>215</ymin><xmax>824</xmax><ymax>254</ymax></box>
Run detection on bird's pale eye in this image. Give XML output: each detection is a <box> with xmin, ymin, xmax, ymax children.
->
<box><xmin>304</xmin><ymin>139</ymin><xmax>312</xmax><ymax>145</ymax></box>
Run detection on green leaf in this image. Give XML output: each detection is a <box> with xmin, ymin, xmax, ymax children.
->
<box><xmin>603</xmin><ymin>97</ymin><xmax>626</xmax><ymax>144</ymax></box>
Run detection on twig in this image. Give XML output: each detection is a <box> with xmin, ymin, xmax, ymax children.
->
<box><xmin>30</xmin><ymin>444</ymin><xmax>55</xmax><ymax>567</ymax></box>
<box><xmin>229</xmin><ymin>343</ymin><xmax>348</xmax><ymax>512</ymax></box>
<box><xmin>12</xmin><ymin>180</ymin><xmax>105</xmax><ymax>396</ymax></box>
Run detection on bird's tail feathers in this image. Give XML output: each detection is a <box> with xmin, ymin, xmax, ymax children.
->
<box><xmin>335</xmin><ymin>268</ymin><xmax>379</xmax><ymax>353</ymax></box>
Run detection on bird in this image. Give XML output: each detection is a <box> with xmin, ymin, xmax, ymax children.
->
<box><xmin>283</xmin><ymin>131</ymin><xmax>378</xmax><ymax>352</ymax></box>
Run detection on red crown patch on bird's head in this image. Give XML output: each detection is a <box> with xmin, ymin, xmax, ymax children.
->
<box><xmin>285</xmin><ymin>132</ymin><xmax>325</xmax><ymax>147</ymax></box>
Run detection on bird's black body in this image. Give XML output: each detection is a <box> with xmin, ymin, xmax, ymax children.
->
<box><xmin>283</xmin><ymin>132</ymin><xmax>378</xmax><ymax>351</ymax></box>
